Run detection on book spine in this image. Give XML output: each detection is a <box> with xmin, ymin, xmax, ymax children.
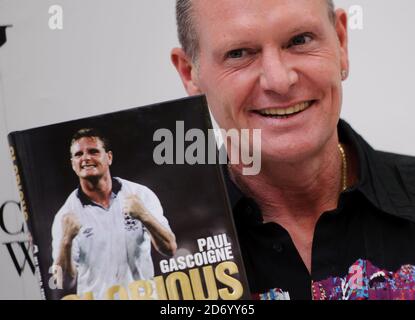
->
<box><xmin>7</xmin><ymin>133</ymin><xmax>46</xmax><ymax>300</ymax></box>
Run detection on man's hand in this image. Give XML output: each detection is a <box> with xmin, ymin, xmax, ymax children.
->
<box><xmin>61</xmin><ymin>213</ymin><xmax>81</xmax><ymax>242</ymax></box>
<box><xmin>123</xmin><ymin>194</ymin><xmax>150</xmax><ymax>221</ymax></box>
<box><xmin>124</xmin><ymin>194</ymin><xmax>177</xmax><ymax>257</ymax></box>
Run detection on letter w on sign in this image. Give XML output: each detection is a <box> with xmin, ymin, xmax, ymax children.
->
<box><xmin>3</xmin><ymin>241</ymin><xmax>35</xmax><ymax>276</ymax></box>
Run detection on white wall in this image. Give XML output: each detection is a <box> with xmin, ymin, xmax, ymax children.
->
<box><xmin>0</xmin><ymin>0</ymin><xmax>414</xmax><ymax>299</ymax></box>
<box><xmin>338</xmin><ymin>0</ymin><xmax>415</xmax><ymax>156</ymax></box>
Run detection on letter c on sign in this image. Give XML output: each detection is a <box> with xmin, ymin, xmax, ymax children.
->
<box><xmin>0</xmin><ymin>201</ymin><xmax>24</xmax><ymax>235</ymax></box>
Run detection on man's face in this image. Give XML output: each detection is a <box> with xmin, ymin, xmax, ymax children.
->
<box><xmin>182</xmin><ymin>0</ymin><xmax>349</xmax><ymax>162</ymax></box>
<box><xmin>70</xmin><ymin>137</ymin><xmax>113</xmax><ymax>180</ymax></box>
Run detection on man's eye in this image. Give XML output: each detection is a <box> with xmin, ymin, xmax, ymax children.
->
<box><xmin>226</xmin><ymin>49</ymin><xmax>246</xmax><ymax>59</ymax></box>
<box><xmin>289</xmin><ymin>34</ymin><xmax>313</xmax><ymax>47</ymax></box>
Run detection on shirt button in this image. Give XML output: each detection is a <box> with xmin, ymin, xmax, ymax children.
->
<box><xmin>273</xmin><ymin>243</ymin><xmax>284</xmax><ymax>253</ymax></box>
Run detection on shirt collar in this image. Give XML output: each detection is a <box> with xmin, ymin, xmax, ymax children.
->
<box><xmin>224</xmin><ymin>119</ymin><xmax>415</xmax><ymax>223</ymax></box>
<box><xmin>339</xmin><ymin>119</ymin><xmax>415</xmax><ymax>222</ymax></box>
<box><xmin>77</xmin><ymin>177</ymin><xmax>122</xmax><ymax>207</ymax></box>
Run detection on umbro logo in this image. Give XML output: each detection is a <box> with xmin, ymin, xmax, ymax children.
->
<box><xmin>124</xmin><ymin>215</ymin><xmax>139</xmax><ymax>231</ymax></box>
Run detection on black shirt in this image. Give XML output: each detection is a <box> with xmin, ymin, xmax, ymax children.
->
<box><xmin>226</xmin><ymin>119</ymin><xmax>415</xmax><ymax>300</ymax></box>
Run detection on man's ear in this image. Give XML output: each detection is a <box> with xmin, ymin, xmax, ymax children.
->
<box><xmin>107</xmin><ymin>151</ymin><xmax>113</xmax><ymax>166</ymax></box>
<box><xmin>171</xmin><ymin>48</ymin><xmax>202</xmax><ymax>96</ymax></box>
<box><xmin>335</xmin><ymin>9</ymin><xmax>349</xmax><ymax>77</ymax></box>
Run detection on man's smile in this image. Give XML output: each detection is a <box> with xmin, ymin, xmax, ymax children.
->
<box><xmin>253</xmin><ymin>100</ymin><xmax>316</xmax><ymax>119</ymax></box>
<box><xmin>81</xmin><ymin>164</ymin><xmax>97</xmax><ymax>169</ymax></box>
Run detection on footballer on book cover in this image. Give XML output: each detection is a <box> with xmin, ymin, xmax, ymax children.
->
<box><xmin>8</xmin><ymin>96</ymin><xmax>250</xmax><ymax>300</ymax></box>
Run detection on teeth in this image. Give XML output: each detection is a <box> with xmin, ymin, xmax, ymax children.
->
<box><xmin>258</xmin><ymin>101</ymin><xmax>312</xmax><ymax>116</ymax></box>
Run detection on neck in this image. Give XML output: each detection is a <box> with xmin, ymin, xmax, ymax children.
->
<box><xmin>228</xmin><ymin>134</ymin><xmax>359</xmax><ymax>274</ymax></box>
<box><xmin>229</xmin><ymin>136</ymin><xmax>343</xmax><ymax>226</ymax></box>
<box><xmin>80</xmin><ymin>174</ymin><xmax>113</xmax><ymax>208</ymax></box>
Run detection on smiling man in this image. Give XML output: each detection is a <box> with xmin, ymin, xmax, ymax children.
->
<box><xmin>172</xmin><ymin>0</ymin><xmax>415</xmax><ymax>300</ymax></box>
<box><xmin>51</xmin><ymin>128</ymin><xmax>177</xmax><ymax>299</ymax></box>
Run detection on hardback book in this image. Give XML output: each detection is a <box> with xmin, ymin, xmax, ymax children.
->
<box><xmin>8</xmin><ymin>95</ymin><xmax>250</xmax><ymax>300</ymax></box>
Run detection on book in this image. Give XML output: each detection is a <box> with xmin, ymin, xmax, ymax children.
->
<box><xmin>7</xmin><ymin>95</ymin><xmax>250</xmax><ymax>300</ymax></box>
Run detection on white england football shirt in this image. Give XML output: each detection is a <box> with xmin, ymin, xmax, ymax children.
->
<box><xmin>51</xmin><ymin>178</ymin><xmax>171</xmax><ymax>299</ymax></box>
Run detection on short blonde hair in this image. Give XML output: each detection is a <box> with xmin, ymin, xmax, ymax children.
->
<box><xmin>176</xmin><ymin>0</ymin><xmax>336</xmax><ymax>62</ymax></box>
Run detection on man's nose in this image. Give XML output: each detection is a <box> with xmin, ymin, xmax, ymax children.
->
<box><xmin>259</xmin><ymin>49</ymin><xmax>298</xmax><ymax>95</ymax></box>
<box><xmin>81</xmin><ymin>152</ymin><xmax>92</xmax><ymax>161</ymax></box>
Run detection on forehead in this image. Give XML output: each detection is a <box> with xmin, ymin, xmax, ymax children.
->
<box><xmin>193</xmin><ymin>0</ymin><xmax>330</xmax><ymax>46</ymax></box>
<box><xmin>70</xmin><ymin>137</ymin><xmax>104</xmax><ymax>153</ymax></box>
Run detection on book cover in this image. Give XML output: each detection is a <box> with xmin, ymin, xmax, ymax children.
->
<box><xmin>7</xmin><ymin>95</ymin><xmax>250</xmax><ymax>300</ymax></box>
